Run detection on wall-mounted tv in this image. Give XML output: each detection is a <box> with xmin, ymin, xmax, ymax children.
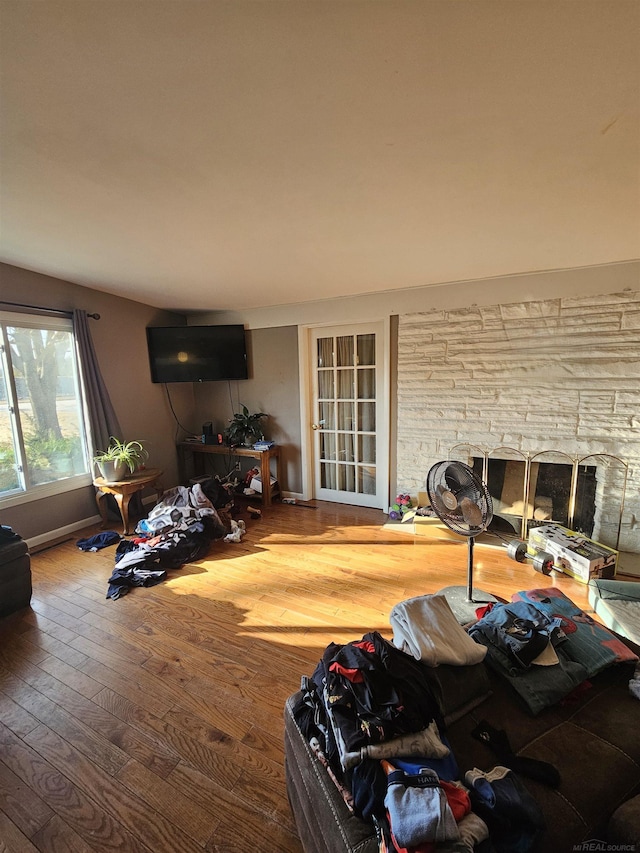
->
<box><xmin>146</xmin><ymin>324</ymin><xmax>248</xmax><ymax>383</ymax></box>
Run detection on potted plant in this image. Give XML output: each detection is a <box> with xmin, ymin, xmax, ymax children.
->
<box><xmin>93</xmin><ymin>437</ymin><xmax>149</xmax><ymax>481</ymax></box>
<box><xmin>224</xmin><ymin>406</ymin><xmax>267</xmax><ymax>447</ymax></box>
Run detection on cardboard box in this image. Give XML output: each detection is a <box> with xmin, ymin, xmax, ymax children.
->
<box><xmin>527</xmin><ymin>524</ymin><xmax>617</xmax><ymax>583</ymax></box>
<box><xmin>249</xmin><ymin>475</ymin><xmax>276</xmax><ymax>494</ymax></box>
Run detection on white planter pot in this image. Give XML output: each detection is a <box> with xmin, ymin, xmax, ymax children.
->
<box><xmin>96</xmin><ymin>459</ymin><xmax>128</xmax><ymax>482</ymax></box>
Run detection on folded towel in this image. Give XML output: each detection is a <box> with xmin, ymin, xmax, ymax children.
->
<box><xmin>390</xmin><ymin>594</ymin><xmax>487</xmax><ymax>666</ymax></box>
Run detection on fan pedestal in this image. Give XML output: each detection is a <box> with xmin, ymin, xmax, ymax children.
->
<box><xmin>436</xmin><ymin>585</ymin><xmax>498</xmax><ymax>625</ymax></box>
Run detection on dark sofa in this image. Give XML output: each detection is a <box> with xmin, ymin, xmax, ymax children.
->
<box><xmin>0</xmin><ymin>533</ymin><xmax>31</xmax><ymax>618</ymax></box>
<box><xmin>284</xmin><ymin>636</ymin><xmax>640</xmax><ymax>852</ymax></box>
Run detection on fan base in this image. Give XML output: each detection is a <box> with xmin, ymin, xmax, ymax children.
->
<box><xmin>437</xmin><ymin>585</ymin><xmax>498</xmax><ymax>625</ymax></box>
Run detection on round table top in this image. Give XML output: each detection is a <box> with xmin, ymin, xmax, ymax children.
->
<box><xmin>92</xmin><ymin>467</ymin><xmax>163</xmax><ymax>488</ymax></box>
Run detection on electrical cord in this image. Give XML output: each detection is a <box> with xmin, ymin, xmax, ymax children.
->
<box><xmin>227</xmin><ymin>379</ymin><xmax>234</xmax><ymax>416</ymax></box>
<box><xmin>163</xmin><ymin>383</ymin><xmax>192</xmax><ymax>439</ymax></box>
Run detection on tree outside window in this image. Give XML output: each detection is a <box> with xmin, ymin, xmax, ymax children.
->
<box><xmin>0</xmin><ymin>313</ymin><xmax>90</xmax><ymax>498</ymax></box>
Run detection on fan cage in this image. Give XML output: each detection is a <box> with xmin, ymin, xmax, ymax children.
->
<box><xmin>425</xmin><ymin>460</ymin><xmax>493</xmax><ymax>536</ymax></box>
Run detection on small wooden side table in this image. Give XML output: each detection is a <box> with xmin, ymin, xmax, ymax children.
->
<box><xmin>93</xmin><ymin>468</ymin><xmax>164</xmax><ymax>535</ymax></box>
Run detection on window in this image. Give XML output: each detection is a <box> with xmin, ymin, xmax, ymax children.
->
<box><xmin>0</xmin><ymin>311</ymin><xmax>91</xmax><ymax>504</ymax></box>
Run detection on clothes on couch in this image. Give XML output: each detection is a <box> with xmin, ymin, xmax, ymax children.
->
<box><xmin>468</xmin><ymin>589</ymin><xmax>639</xmax><ymax>715</ymax></box>
<box><xmin>467</xmin><ymin>603</ymin><xmax>589</xmax><ymax>716</ymax></box>
<box><xmin>383</xmin><ymin>762</ymin><xmax>461</xmax><ymax>847</ymax></box>
<box><xmin>389</xmin><ymin>594</ymin><xmax>487</xmax><ymax>667</ymax></box>
<box><xmin>471</xmin><ymin>719</ymin><xmax>561</xmax><ymax>788</ymax></box>
<box><xmin>391</xmin><ymin>741</ymin><xmax>460</xmax><ymax>785</ymax></box>
<box><xmin>511</xmin><ymin>587</ymin><xmax>639</xmax><ymax>676</ymax></box>
<box><xmin>466</xmin><ymin>601</ymin><xmax>565</xmax><ymax>671</ymax></box>
<box><xmin>342</xmin><ymin>721</ymin><xmax>450</xmax><ymax>771</ymax></box>
<box><xmin>465</xmin><ymin>766</ymin><xmax>545</xmax><ymax>853</ymax></box>
<box><xmin>293</xmin><ymin>624</ymin><xmax>549</xmax><ymax>853</ymax></box>
<box><xmin>313</xmin><ymin>632</ymin><xmax>446</xmax><ymax>771</ymax></box>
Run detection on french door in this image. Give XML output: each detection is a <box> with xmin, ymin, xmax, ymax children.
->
<box><xmin>304</xmin><ymin>321</ymin><xmax>389</xmax><ymax>508</ymax></box>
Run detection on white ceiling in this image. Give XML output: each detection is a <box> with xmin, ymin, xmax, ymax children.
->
<box><xmin>1</xmin><ymin>1</ymin><xmax>638</xmax><ymax>313</ymax></box>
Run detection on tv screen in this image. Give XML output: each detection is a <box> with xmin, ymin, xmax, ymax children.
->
<box><xmin>146</xmin><ymin>325</ymin><xmax>248</xmax><ymax>383</ymax></box>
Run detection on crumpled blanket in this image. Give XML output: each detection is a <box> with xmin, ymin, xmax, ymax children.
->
<box><xmin>135</xmin><ymin>482</ymin><xmax>220</xmax><ymax>537</ymax></box>
<box><xmin>106</xmin><ymin>483</ymin><xmax>228</xmax><ymax>600</ymax></box>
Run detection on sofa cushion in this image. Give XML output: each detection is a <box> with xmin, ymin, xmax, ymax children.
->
<box><xmin>608</xmin><ymin>794</ymin><xmax>640</xmax><ymax>846</ymax></box>
<box><xmin>588</xmin><ymin>579</ymin><xmax>640</xmax><ymax>647</ymax></box>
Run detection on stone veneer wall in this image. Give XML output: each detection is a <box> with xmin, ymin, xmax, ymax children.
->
<box><xmin>396</xmin><ymin>290</ymin><xmax>640</xmax><ymax>553</ymax></box>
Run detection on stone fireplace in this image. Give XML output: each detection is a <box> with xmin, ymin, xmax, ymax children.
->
<box><xmin>450</xmin><ymin>445</ymin><xmax>626</xmax><ymax>551</ymax></box>
<box><xmin>395</xmin><ymin>290</ymin><xmax>640</xmax><ymax>565</ymax></box>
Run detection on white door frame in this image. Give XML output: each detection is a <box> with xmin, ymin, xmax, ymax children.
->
<box><xmin>298</xmin><ymin>318</ymin><xmax>391</xmax><ymax>509</ymax></box>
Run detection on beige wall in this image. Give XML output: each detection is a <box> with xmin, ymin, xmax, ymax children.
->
<box><xmin>0</xmin><ymin>262</ymin><xmax>189</xmax><ymax>541</ymax></box>
<box><xmin>192</xmin><ymin>326</ymin><xmax>302</xmax><ymax>493</ymax></box>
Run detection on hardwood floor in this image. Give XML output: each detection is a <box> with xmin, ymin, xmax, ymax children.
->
<box><xmin>0</xmin><ymin>501</ymin><xmax>599</xmax><ymax>852</ymax></box>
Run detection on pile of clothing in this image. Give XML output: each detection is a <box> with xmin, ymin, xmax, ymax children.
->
<box><xmin>294</xmin><ymin>622</ymin><xmax>547</xmax><ymax>853</ymax></box>
<box><xmin>106</xmin><ymin>479</ymin><xmax>230</xmax><ymax>600</ymax></box>
<box><xmin>293</xmin><ymin>595</ymin><xmax>560</xmax><ymax>853</ymax></box>
<box><xmin>468</xmin><ymin>588</ymin><xmax>638</xmax><ymax>715</ymax></box>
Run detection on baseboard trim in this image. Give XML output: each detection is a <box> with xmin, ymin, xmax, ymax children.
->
<box><xmin>26</xmin><ymin>515</ymin><xmax>102</xmax><ymax>553</ymax></box>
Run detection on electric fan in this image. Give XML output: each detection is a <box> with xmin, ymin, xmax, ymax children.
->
<box><xmin>425</xmin><ymin>460</ymin><xmax>497</xmax><ymax>623</ymax></box>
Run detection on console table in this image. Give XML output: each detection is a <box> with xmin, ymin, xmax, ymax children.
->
<box><xmin>93</xmin><ymin>468</ymin><xmax>164</xmax><ymax>535</ymax></box>
<box><xmin>177</xmin><ymin>442</ymin><xmax>281</xmax><ymax>506</ymax></box>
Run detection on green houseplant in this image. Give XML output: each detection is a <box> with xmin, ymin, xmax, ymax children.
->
<box><xmin>224</xmin><ymin>406</ymin><xmax>267</xmax><ymax>447</ymax></box>
<box><xmin>93</xmin><ymin>437</ymin><xmax>149</xmax><ymax>481</ymax></box>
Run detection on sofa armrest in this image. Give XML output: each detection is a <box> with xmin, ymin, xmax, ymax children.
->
<box><xmin>284</xmin><ymin>693</ymin><xmax>378</xmax><ymax>853</ymax></box>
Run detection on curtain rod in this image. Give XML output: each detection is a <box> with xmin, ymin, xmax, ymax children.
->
<box><xmin>0</xmin><ymin>300</ymin><xmax>100</xmax><ymax>320</ymax></box>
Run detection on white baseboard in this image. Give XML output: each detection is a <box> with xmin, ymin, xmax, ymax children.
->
<box><xmin>26</xmin><ymin>515</ymin><xmax>102</xmax><ymax>552</ymax></box>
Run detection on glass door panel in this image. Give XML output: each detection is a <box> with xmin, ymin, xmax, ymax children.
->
<box><xmin>357</xmin><ymin>333</ymin><xmax>375</xmax><ymax>365</ymax></box>
<box><xmin>318</xmin><ymin>401</ymin><xmax>335</xmax><ymax>429</ymax></box>
<box><xmin>336</xmin><ymin>336</ymin><xmax>354</xmax><ymax>366</ymax></box>
<box><xmin>312</xmin><ymin>325</ymin><xmax>383</xmax><ymax>507</ymax></box>
<box><xmin>318</xmin><ymin>370</ymin><xmax>334</xmax><ymax>399</ymax></box>
<box><xmin>338</xmin><ymin>464</ymin><xmax>356</xmax><ymax>492</ymax></box>
<box><xmin>337</xmin><ymin>369</ymin><xmax>354</xmax><ymax>399</ymax></box>
<box><xmin>321</xmin><ymin>461</ymin><xmax>337</xmax><ymax>489</ymax></box>
<box><xmin>358</xmin><ymin>465</ymin><xmax>377</xmax><ymax>495</ymax></box>
<box><xmin>358</xmin><ymin>401</ymin><xmax>376</xmax><ymax>431</ymax></box>
<box><xmin>357</xmin><ymin>368</ymin><xmax>375</xmax><ymax>399</ymax></box>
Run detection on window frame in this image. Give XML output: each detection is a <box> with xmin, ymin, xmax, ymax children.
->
<box><xmin>0</xmin><ymin>310</ymin><xmax>93</xmax><ymax>508</ymax></box>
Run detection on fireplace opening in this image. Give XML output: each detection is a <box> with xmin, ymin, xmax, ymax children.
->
<box><xmin>471</xmin><ymin>457</ymin><xmax>598</xmax><ymax>539</ymax></box>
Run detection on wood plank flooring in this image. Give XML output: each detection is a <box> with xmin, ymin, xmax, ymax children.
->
<box><xmin>0</xmin><ymin>501</ymin><xmax>599</xmax><ymax>852</ymax></box>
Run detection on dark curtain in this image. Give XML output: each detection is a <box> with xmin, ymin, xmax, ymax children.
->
<box><xmin>73</xmin><ymin>309</ymin><xmax>122</xmax><ymax>457</ymax></box>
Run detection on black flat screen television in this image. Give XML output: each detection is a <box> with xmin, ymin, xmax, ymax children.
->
<box><xmin>146</xmin><ymin>325</ymin><xmax>248</xmax><ymax>383</ymax></box>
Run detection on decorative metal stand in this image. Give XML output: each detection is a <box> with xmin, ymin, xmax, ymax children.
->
<box><xmin>448</xmin><ymin>443</ymin><xmax>628</xmax><ymax>550</ymax></box>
